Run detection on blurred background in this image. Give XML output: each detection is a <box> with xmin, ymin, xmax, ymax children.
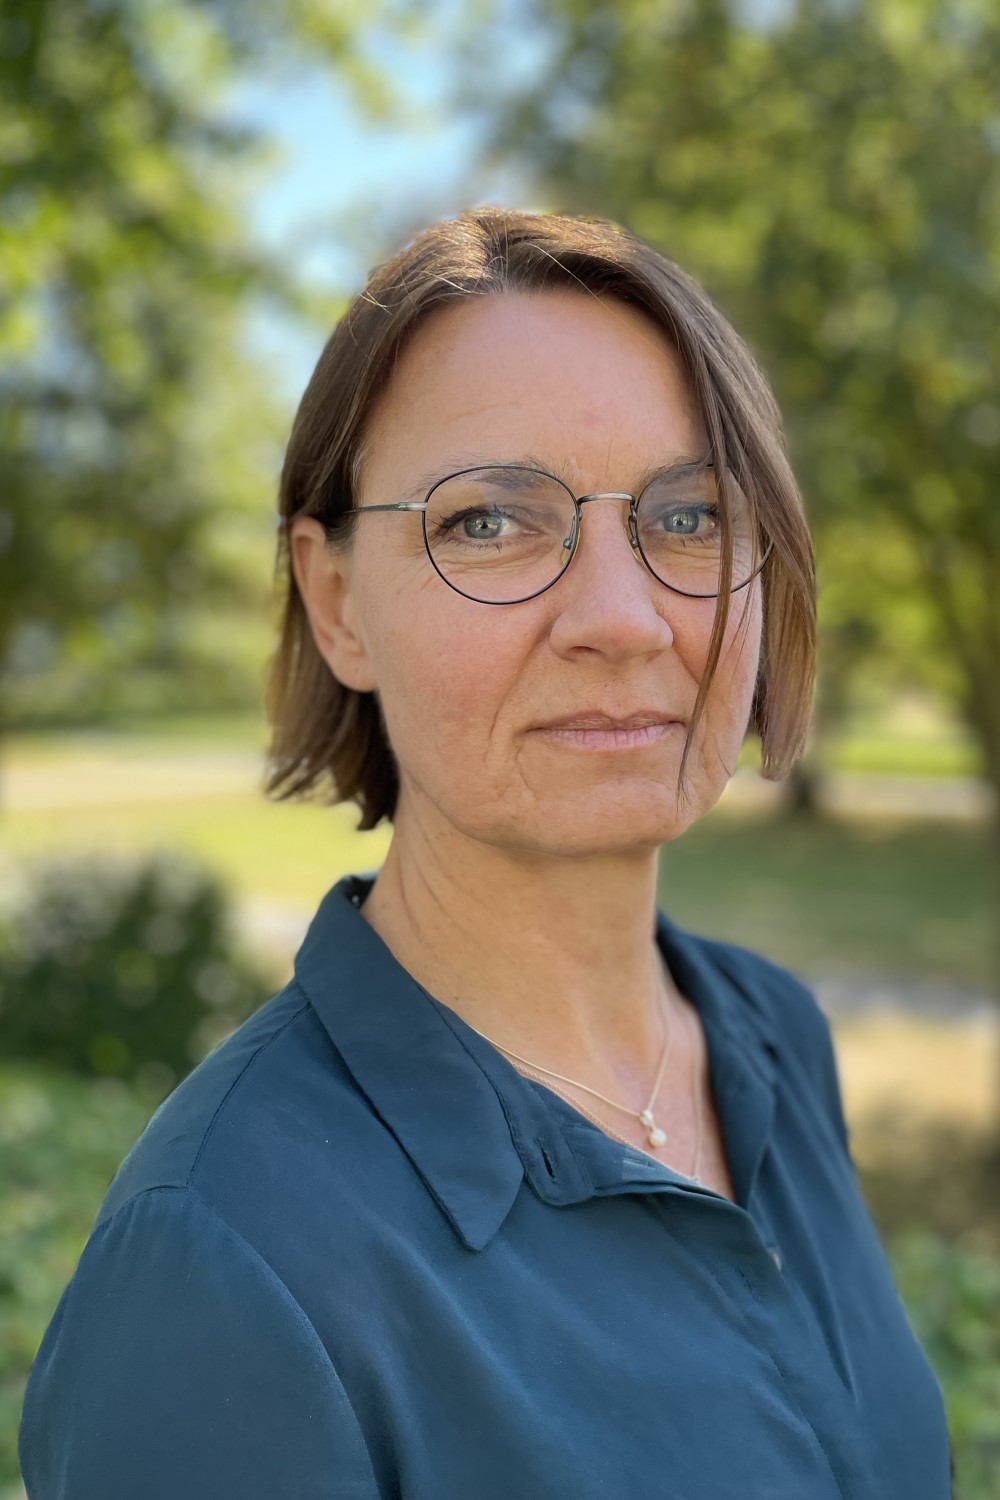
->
<box><xmin>1</xmin><ymin>0</ymin><xmax>998</xmax><ymax>1493</ymax></box>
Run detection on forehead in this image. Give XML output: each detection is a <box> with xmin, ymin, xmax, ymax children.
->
<box><xmin>359</xmin><ymin>290</ymin><xmax>707</xmax><ymax>492</ymax></box>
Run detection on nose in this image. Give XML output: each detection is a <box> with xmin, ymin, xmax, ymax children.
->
<box><xmin>546</xmin><ymin>496</ymin><xmax>677</xmax><ymax>662</ymax></box>
<box><xmin>563</xmin><ymin>492</ymin><xmax>656</xmax><ymax>585</ymax></box>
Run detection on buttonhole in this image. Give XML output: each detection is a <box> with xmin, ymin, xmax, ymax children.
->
<box><xmin>538</xmin><ymin>1142</ymin><xmax>557</xmax><ymax>1179</ymax></box>
<box><xmin>737</xmin><ymin>1267</ymin><xmax>763</xmax><ymax>1303</ymax></box>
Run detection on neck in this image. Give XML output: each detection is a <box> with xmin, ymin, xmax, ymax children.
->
<box><xmin>359</xmin><ymin>795</ymin><xmax>682</xmax><ymax>1100</ymax></box>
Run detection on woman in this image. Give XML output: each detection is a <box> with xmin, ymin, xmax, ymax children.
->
<box><xmin>19</xmin><ymin>208</ymin><xmax>952</xmax><ymax>1498</ymax></box>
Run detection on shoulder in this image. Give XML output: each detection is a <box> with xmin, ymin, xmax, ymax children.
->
<box><xmin>19</xmin><ymin>1182</ymin><xmax>379</xmax><ymax>1499</ymax></box>
<box><xmin>96</xmin><ymin>976</ymin><xmax>359</xmax><ymax>1232</ymax></box>
<box><xmin>683</xmin><ymin>929</ymin><xmax>852</xmax><ymax>1156</ymax></box>
<box><xmin>695</xmin><ymin>931</ymin><xmax>832</xmax><ymax>1055</ymax></box>
<box><xmin>20</xmin><ymin>980</ymin><xmax>392</xmax><ymax>1494</ymax></box>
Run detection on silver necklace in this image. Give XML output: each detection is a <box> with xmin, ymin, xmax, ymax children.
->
<box><xmin>462</xmin><ymin>960</ymin><xmax>702</xmax><ymax>1178</ymax></box>
<box><xmin>511</xmin><ymin>1002</ymin><xmax>705</xmax><ymax>1185</ymax></box>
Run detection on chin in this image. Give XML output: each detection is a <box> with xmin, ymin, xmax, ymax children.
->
<box><xmin>491</xmin><ymin>784</ymin><xmax>710</xmax><ymax>859</ymax></box>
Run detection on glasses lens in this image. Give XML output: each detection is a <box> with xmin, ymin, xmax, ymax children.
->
<box><xmin>635</xmin><ymin>466</ymin><xmax>762</xmax><ymax>596</ymax></box>
<box><xmin>424</xmin><ymin>468</ymin><xmax>576</xmax><ymax>602</ymax></box>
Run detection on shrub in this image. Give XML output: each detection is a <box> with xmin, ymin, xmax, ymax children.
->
<box><xmin>0</xmin><ymin>1065</ymin><xmax>157</xmax><ymax>1493</ymax></box>
<box><xmin>0</xmin><ymin>851</ymin><xmax>273</xmax><ymax>1092</ymax></box>
<box><xmin>888</xmin><ymin>1228</ymin><xmax>1000</xmax><ymax>1500</ymax></box>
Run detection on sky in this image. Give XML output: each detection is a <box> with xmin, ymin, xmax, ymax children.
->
<box><xmin>222</xmin><ymin>17</ymin><xmax>547</xmax><ymax>402</ymax></box>
<box><xmin>218</xmin><ymin>0</ymin><xmax>793</xmax><ymax>403</ymax></box>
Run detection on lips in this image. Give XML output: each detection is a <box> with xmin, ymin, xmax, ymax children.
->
<box><xmin>533</xmin><ymin>711</ymin><xmax>682</xmax><ymax>731</ymax></box>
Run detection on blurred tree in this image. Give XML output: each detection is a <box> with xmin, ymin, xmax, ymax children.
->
<box><xmin>0</xmin><ymin>0</ymin><xmax>391</xmax><ymax>740</ymax></box>
<box><xmin>461</xmin><ymin>0</ymin><xmax>999</xmax><ymax>834</ymax></box>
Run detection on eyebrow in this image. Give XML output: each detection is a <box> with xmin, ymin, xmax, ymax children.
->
<box><xmin>398</xmin><ymin>451</ymin><xmax>712</xmax><ymax>502</ymax></box>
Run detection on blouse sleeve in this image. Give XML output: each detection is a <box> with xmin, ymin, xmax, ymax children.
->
<box><xmin>18</xmin><ymin>1185</ymin><xmax>381</xmax><ymax>1500</ymax></box>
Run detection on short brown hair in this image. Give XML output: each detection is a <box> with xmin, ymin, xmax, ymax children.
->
<box><xmin>265</xmin><ymin>207</ymin><xmax>815</xmax><ymax>830</ymax></box>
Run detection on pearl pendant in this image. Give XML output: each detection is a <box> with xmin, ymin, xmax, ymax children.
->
<box><xmin>648</xmin><ymin>1126</ymin><xmax>667</xmax><ymax>1147</ymax></box>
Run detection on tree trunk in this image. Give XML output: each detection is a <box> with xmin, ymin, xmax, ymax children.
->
<box><xmin>782</xmin><ymin>760</ymin><xmax>822</xmax><ymax>818</ymax></box>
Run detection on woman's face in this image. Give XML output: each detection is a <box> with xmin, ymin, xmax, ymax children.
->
<box><xmin>294</xmin><ymin>290</ymin><xmax>763</xmax><ymax>857</ymax></box>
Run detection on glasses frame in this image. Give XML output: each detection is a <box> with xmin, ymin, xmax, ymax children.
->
<box><xmin>339</xmin><ymin>461</ymin><xmax>774</xmax><ymax>605</ymax></box>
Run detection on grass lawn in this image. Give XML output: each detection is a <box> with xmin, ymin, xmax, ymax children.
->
<box><xmin>657</xmin><ymin>811</ymin><xmax>997</xmax><ymax>988</ymax></box>
<box><xmin>3</xmin><ymin>722</ymin><xmax>996</xmax><ymax>985</ymax></box>
<box><xmin>2</xmin><ymin>786</ymin><xmax>392</xmax><ymax>914</ymax></box>
<box><xmin>3</xmin><ymin>789</ymin><xmax>995</xmax><ymax>985</ymax></box>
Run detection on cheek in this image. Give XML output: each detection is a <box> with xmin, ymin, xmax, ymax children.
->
<box><xmin>672</xmin><ymin>584</ymin><xmax>759</xmax><ymax>666</ymax></box>
<box><xmin>698</xmin><ymin>588</ymin><xmax>763</xmax><ymax>725</ymax></box>
<box><xmin>724</xmin><ymin>586</ymin><xmax>762</xmax><ymax>670</ymax></box>
<box><xmin>360</xmin><ymin>571</ymin><xmax>526</xmax><ymax>766</ymax></box>
<box><xmin>669</xmin><ymin>588</ymin><xmax>761</xmax><ymax>734</ymax></box>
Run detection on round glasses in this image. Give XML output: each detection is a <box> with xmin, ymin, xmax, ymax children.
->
<box><xmin>341</xmin><ymin>461</ymin><xmax>772</xmax><ymax>605</ymax></box>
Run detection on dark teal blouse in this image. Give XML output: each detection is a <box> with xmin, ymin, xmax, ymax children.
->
<box><xmin>20</xmin><ymin>870</ymin><xmax>952</xmax><ymax>1499</ymax></box>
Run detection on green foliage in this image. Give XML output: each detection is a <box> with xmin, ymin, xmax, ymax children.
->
<box><xmin>0</xmin><ymin>1065</ymin><xmax>162</xmax><ymax>1493</ymax></box>
<box><xmin>0</xmin><ymin>0</ymin><xmax>384</xmax><ymax>728</ymax></box>
<box><xmin>888</xmin><ymin>1229</ymin><xmax>1000</xmax><ymax>1499</ymax></box>
<box><xmin>0</xmin><ymin>851</ymin><xmax>273</xmax><ymax>1087</ymax></box>
<box><xmin>0</xmin><ymin>0</ymin><xmax>277</xmax><ymax>719</ymax></box>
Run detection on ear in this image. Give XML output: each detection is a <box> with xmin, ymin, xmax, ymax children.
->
<box><xmin>289</xmin><ymin>517</ymin><xmax>378</xmax><ymax>693</ymax></box>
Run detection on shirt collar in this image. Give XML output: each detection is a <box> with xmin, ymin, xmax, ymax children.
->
<box><xmin>294</xmin><ymin>872</ymin><xmax>780</xmax><ymax>1252</ymax></box>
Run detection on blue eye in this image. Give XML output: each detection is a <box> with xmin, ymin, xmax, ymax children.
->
<box><xmin>652</xmin><ymin>503</ymin><xmax>720</xmax><ymax>540</ymax></box>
